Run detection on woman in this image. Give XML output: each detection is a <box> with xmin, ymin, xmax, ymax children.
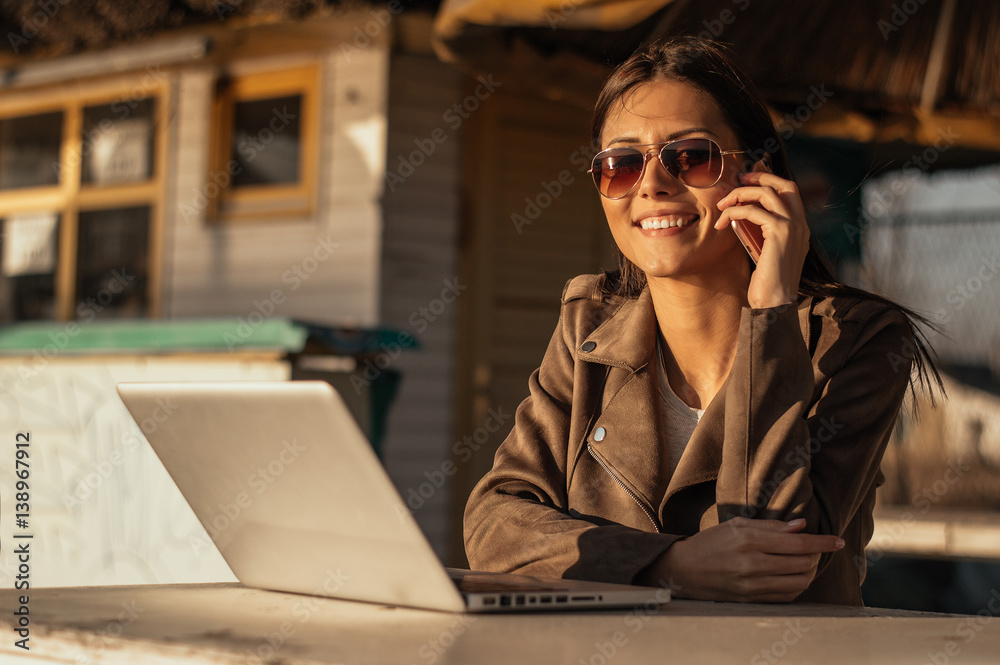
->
<box><xmin>463</xmin><ymin>37</ymin><xmax>940</xmax><ymax>604</ymax></box>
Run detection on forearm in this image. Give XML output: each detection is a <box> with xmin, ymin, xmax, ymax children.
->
<box><xmin>717</xmin><ymin>300</ymin><xmax>913</xmax><ymax>537</ymax></box>
<box><xmin>465</xmin><ymin>478</ymin><xmax>681</xmax><ymax>584</ymax></box>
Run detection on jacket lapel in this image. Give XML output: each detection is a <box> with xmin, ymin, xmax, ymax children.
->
<box><xmin>574</xmin><ymin>284</ymin><xmax>816</xmax><ymax>528</ymax></box>
<box><xmin>576</xmin><ymin>288</ymin><xmax>667</xmax><ymax>512</ymax></box>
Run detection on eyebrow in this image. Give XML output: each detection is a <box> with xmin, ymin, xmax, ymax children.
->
<box><xmin>606</xmin><ymin>127</ymin><xmax>720</xmax><ymax>147</ymax></box>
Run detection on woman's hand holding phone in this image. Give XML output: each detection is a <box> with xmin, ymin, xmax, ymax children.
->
<box><xmin>714</xmin><ymin>164</ymin><xmax>811</xmax><ymax>309</ymax></box>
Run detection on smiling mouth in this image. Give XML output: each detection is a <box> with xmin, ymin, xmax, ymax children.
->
<box><xmin>636</xmin><ymin>215</ymin><xmax>698</xmax><ymax>231</ymax></box>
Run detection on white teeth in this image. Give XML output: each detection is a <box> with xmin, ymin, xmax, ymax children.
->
<box><xmin>638</xmin><ymin>216</ymin><xmax>696</xmax><ymax>230</ymax></box>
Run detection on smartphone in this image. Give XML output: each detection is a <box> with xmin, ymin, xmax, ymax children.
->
<box><xmin>732</xmin><ymin>219</ymin><xmax>764</xmax><ymax>263</ymax></box>
<box><xmin>731</xmin><ymin>156</ymin><xmax>770</xmax><ymax>263</ymax></box>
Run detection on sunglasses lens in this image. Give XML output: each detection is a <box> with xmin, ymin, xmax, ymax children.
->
<box><xmin>590</xmin><ymin>139</ymin><xmax>729</xmax><ymax>198</ymax></box>
<box><xmin>660</xmin><ymin>139</ymin><xmax>723</xmax><ymax>188</ymax></box>
<box><xmin>591</xmin><ymin>149</ymin><xmax>645</xmax><ymax>198</ymax></box>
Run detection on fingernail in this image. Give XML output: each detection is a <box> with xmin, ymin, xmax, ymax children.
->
<box><xmin>786</xmin><ymin>518</ymin><xmax>804</xmax><ymax>527</ymax></box>
<box><xmin>835</xmin><ymin>539</ymin><xmax>845</xmax><ymax>549</ymax></box>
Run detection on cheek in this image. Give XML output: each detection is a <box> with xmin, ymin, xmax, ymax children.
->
<box><xmin>698</xmin><ymin>187</ymin><xmax>731</xmax><ymax>221</ymax></box>
<box><xmin>601</xmin><ymin>197</ymin><xmax>632</xmax><ymax>226</ymax></box>
<box><xmin>601</xmin><ymin>200</ymin><xmax>632</xmax><ymax>245</ymax></box>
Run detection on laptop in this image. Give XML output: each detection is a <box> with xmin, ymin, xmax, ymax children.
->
<box><xmin>116</xmin><ymin>381</ymin><xmax>670</xmax><ymax>613</ymax></box>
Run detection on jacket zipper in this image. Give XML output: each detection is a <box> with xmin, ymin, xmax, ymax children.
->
<box><xmin>587</xmin><ymin>444</ymin><xmax>661</xmax><ymax>533</ymax></box>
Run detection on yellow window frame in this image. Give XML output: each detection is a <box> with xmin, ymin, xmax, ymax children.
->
<box><xmin>0</xmin><ymin>76</ymin><xmax>169</xmax><ymax>321</ymax></box>
<box><xmin>210</xmin><ymin>63</ymin><xmax>320</xmax><ymax>221</ymax></box>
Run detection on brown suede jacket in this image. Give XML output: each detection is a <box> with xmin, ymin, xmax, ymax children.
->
<box><xmin>464</xmin><ymin>272</ymin><xmax>914</xmax><ymax>604</ymax></box>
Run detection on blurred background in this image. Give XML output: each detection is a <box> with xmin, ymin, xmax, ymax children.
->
<box><xmin>0</xmin><ymin>0</ymin><xmax>997</xmax><ymax>613</ymax></box>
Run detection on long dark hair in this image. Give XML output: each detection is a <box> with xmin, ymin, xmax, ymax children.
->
<box><xmin>591</xmin><ymin>36</ymin><xmax>943</xmax><ymax>401</ymax></box>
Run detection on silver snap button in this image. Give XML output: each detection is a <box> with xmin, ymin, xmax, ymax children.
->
<box><xmin>581</xmin><ymin>341</ymin><xmax>596</xmax><ymax>352</ymax></box>
<box><xmin>593</xmin><ymin>427</ymin><xmax>606</xmax><ymax>442</ymax></box>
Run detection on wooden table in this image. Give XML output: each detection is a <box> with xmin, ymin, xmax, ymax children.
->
<box><xmin>1</xmin><ymin>583</ymin><xmax>999</xmax><ymax>664</ymax></box>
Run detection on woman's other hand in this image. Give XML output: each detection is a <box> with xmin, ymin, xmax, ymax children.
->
<box><xmin>714</xmin><ymin>171</ymin><xmax>811</xmax><ymax>310</ymax></box>
<box><xmin>636</xmin><ymin>517</ymin><xmax>844</xmax><ymax>602</ymax></box>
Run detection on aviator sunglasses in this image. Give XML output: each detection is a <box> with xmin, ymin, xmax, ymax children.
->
<box><xmin>589</xmin><ymin>138</ymin><xmax>745</xmax><ymax>199</ymax></box>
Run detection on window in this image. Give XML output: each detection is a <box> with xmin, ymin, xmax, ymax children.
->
<box><xmin>0</xmin><ymin>111</ymin><xmax>62</xmax><ymax>190</ymax></box>
<box><xmin>210</xmin><ymin>64</ymin><xmax>319</xmax><ymax>220</ymax></box>
<box><xmin>0</xmin><ymin>80</ymin><xmax>167</xmax><ymax>322</ymax></box>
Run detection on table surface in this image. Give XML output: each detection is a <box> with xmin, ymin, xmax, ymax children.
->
<box><xmin>1</xmin><ymin>582</ymin><xmax>999</xmax><ymax>664</ymax></box>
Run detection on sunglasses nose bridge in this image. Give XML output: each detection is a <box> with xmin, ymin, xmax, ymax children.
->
<box><xmin>637</xmin><ymin>146</ymin><xmax>682</xmax><ymax>191</ymax></box>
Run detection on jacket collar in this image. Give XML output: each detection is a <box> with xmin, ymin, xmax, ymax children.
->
<box><xmin>574</xmin><ymin>287</ymin><xmax>658</xmax><ymax>372</ymax></box>
<box><xmin>575</xmin><ymin>284</ymin><xmax>815</xmax><ymax>373</ymax></box>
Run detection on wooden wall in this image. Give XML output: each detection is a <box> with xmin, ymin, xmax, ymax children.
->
<box><xmin>378</xmin><ymin>53</ymin><xmax>467</xmax><ymax>558</ymax></box>
<box><xmin>165</xmin><ymin>43</ymin><xmax>390</xmax><ymax>326</ymax></box>
<box><xmin>450</xmin><ymin>84</ymin><xmax>618</xmax><ymax>563</ymax></box>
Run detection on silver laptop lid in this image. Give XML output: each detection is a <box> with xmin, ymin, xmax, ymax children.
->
<box><xmin>117</xmin><ymin>381</ymin><xmax>466</xmax><ymax>613</ymax></box>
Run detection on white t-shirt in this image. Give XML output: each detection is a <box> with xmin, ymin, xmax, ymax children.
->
<box><xmin>656</xmin><ymin>337</ymin><xmax>703</xmax><ymax>475</ymax></box>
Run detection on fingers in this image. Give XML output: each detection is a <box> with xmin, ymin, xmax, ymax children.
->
<box><xmin>713</xmin><ymin>172</ymin><xmax>807</xmax><ymax>234</ymax></box>
<box><xmin>665</xmin><ymin>519</ymin><xmax>847</xmax><ymax>603</ymax></box>
<box><xmin>736</xmin><ymin>170</ymin><xmax>799</xmax><ymax>196</ymax></box>
<box><xmin>728</xmin><ymin>517</ymin><xmax>805</xmax><ymax>532</ymax></box>
<box><xmin>735</xmin><ymin>172</ymin><xmax>806</xmax><ymax>219</ymax></box>
<box><xmin>727</xmin><ymin>517</ymin><xmax>845</xmax><ymax>554</ymax></box>
<box><xmin>715</xmin><ymin>183</ymin><xmax>792</xmax><ymax>227</ymax></box>
<box><xmin>717</xmin><ymin>202</ymin><xmax>789</xmax><ymax>233</ymax></box>
<box><xmin>728</xmin><ymin>553</ymin><xmax>822</xmax><ymax>602</ymax></box>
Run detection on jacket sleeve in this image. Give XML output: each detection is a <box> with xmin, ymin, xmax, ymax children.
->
<box><xmin>463</xmin><ymin>296</ymin><xmax>678</xmax><ymax>585</ymax></box>
<box><xmin>716</xmin><ymin>298</ymin><xmax>913</xmax><ymax>554</ymax></box>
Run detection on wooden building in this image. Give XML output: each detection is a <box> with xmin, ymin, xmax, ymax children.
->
<box><xmin>1</xmin><ymin>1</ymin><xmax>997</xmax><ymax>587</ymax></box>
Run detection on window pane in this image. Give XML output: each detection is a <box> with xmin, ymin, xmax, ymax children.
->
<box><xmin>0</xmin><ymin>213</ymin><xmax>59</xmax><ymax>321</ymax></box>
<box><xmin>81</xmin><ymin>98</ymin><xmax>156</xmax><ymax>186</ymax></box>
<box><xmin>231</xmin><ymin>94</ymin><xmax>301</xmax><ymax>187</ymax></box>
<box><xmin>0</xmin><ymin>111</ymin><xmax>63</xmax><ymax>190</ymax></box>
<box><xmin>76</xmin><ymin>206</ymin><xmax>149</xmax><ymax>319</ymax></box>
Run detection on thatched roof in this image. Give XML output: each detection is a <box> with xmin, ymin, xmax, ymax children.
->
<box><xmin>652</xmin><ymin>0</ymin><xmax>998</xmax><ymax>115</ymax></box>
<box><xmin>0</xmin><ymin>0</ymin><xmax>440</xmax><ymax>57</ymax></box>
<box><xmin>2</xmin><ymin>0</ymin><xmax>996</xmax><ymax>146</ymax></box>
<box><xmin>434</xmin><ymin>0</ymin><xmax>1000</xmax><ymax>115</ymax></box>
